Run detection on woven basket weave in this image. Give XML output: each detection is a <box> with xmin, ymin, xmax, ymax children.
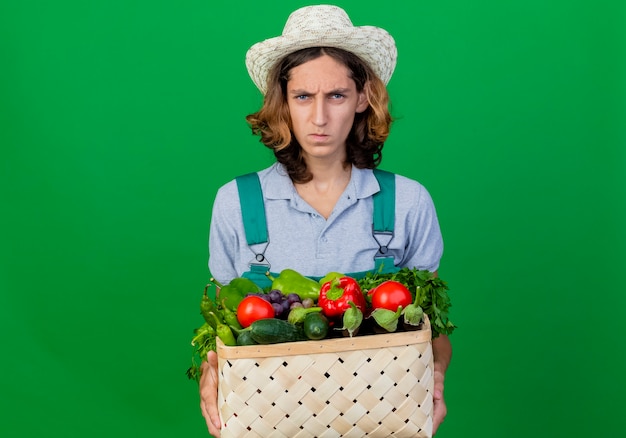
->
<box><xmin>216</xmin><ymin>316</ymin><xmax>433</xmax><ymax>438</ymax></box>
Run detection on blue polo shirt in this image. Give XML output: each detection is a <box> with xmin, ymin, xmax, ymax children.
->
<box><xmin>208</xmin><ymin>163</ymin><xmax>443</xmax><ymax>284</ymax></box>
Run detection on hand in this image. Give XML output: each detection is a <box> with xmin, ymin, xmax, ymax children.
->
<box><xmin>432</xmin><ymin>369</ymin><xmax>447</xmax><ymax>435</ymax></box>
<box><xmin>199</xmin><ymin>351</ymin><xmax>221</xmax><ymax>437</ymax></box>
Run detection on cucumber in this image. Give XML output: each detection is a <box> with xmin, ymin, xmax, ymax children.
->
<box><xmin>249</xmin><ymin>318</ymin><xmax>306</xmax><ymax>344</ymax></box>
<box><xmin>236</xmin><ymin>329</ymin><xmax>258</xmax><ymax>346</ymax></box>
<box><xmin>303</xmin><ymin>312</ymin><xmax>329</xmax><ymax>340</ymax></box>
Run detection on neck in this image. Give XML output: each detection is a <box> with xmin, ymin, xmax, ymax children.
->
<box><xmin>298</xmin><ymin>157</ymin><xmax>351</xmax><ymax>191</ymax></box>
<box><xmin>309</xmin><ymin>157</ymin><xmax>350</xmax><ymax>180</ymax></box>
<box><xmin>294</xmin><ymin>161</ymin><xmax>352</xmax><ymax>219</ymax></box>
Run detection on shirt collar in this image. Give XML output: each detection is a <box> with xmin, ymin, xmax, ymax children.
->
<box><xmin>263</xmin><ymin>163</ymin><xmax>381</xmax><ymax>200</ymax></box>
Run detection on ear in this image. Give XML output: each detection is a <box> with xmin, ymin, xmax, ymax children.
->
<box><xmin>355</xmin><ymin>89</ymin><xmax>369</xmax><ymax>113</ymax></box>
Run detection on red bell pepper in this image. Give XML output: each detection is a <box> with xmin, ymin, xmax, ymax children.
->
<box><xmin>318</xmin><ymin>276</ymin><xmax>366</xmax><ymax>318</ymax></box>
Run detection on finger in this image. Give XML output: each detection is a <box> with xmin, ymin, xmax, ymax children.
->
<box><xmin>201</xmin><ymin>398</ymin><xmax>221</xmax><ymax>437</ymax></box>
<box><xmin>433</xmin><ymin>370</ymin><xmax>445</xmax><ymax>395</ymax></box>
<box><xmin>431</xmin><ymin>395</ymin><xmax>447</xmax><ymax>435</ymax></box>
<box><xmin>199</xmin><ymin>352</ymin><xmax>222</xmax><ymax>435</ymax></box>
<box><xmin>207</xmin><ymin>350</ymin><xmax>218</xmax><ymax>368</ymax></box>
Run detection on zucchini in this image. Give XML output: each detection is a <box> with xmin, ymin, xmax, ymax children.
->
<box><xmin>303</xmin><ymin>312</ymin><xmax>329</xmax><ymax>340</ymax></box>
<box><xmin>249</xmin><ymin>318</ymin><xmax>306</xmax><ymax>344</ymax></box>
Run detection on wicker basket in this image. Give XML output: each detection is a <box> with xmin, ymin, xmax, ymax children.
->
<box><xmin>216</xmin><ymin>316</ymin><xmax>433</xmax><ymax>438</ymax></box>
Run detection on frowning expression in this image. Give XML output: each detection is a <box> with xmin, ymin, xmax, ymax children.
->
<box><xmin>286</xmin><ymin>55</ymin><xmax>369</xmax><ymax>162</ymax></box>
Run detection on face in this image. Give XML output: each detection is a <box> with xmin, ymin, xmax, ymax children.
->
<box><xmin>286</xmin><ymin>55</ymin><xmax>369</xmax><ymax>162</ymax></box>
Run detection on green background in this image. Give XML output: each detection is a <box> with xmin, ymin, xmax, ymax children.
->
<box><xmin>1</xmin><ymin>0</ymin><xmax>624</xmax><ymax>437</ymax></box>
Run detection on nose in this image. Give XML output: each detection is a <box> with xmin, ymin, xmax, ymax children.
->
<box><xmin>312</xmin><ymin>99</ymin><xmax>327</xmax><ymax>126</ymax></box>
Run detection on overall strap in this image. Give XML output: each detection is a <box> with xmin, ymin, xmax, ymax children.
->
<box><xmin>372</xmin><ymin>169</ymin><xmax>396</xmax><ymax>271</ymax></box>
<box><xmin>235</xmin><ymin>172</ymin><xmax>271</xmax><ymax>273</ymax></box>
<box><xmin>372</xmin><ymin>168</ymin><xmax>395</xmax><ymax>233</ymax></box>
<box><xmin>235</xmin><ymin>172</ymin><xmax>268</xmax><ymax>245</ymax></box>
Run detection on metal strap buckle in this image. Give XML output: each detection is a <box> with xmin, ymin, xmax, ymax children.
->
<box><xmin>247</xmin><ymin>242</ymin><xmax>271</xmax><ymax>269</ymax></box>
<box><xmin>372</xmin><ymin>228</ymin><xmax>394</xmax><ymax>258</ymax></box>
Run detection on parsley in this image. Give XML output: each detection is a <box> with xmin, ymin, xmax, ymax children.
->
<box><xmin>186</xmin><ymin>322</ymin><xmax>217</xmax><ymax>383</ymax></box>
<box><xmin>357</xmin><ymin>268</ymin><xmax>456</xmax><ymax>338</ymax></box>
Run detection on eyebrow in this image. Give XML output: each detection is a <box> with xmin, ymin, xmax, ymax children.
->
<box><xmin>288</xmin><ymin>88</ymin><xmax>352</xmax><ymax>96</ymax></box>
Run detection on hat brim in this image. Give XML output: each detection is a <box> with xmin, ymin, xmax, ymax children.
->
<box><xmin>246</xmin><ymin>26</ymin><xmax>397</xmax><ymax>94</ymax></box>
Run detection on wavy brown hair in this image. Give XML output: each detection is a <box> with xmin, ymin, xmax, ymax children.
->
<box><xmin>246</xmin><ymin>47</ymin><xmax>393</xmax><ymax>183</ymax></box>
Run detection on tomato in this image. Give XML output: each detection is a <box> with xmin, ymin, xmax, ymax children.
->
<box><xmin>369</xmin><ymin>280</ymin><xmax>413</xmax><ymax>311</ymax></box>
<box><xmin>236</xmin><ymin>296</ymin><xmax>275</xmax><ymax>328</ymax></box>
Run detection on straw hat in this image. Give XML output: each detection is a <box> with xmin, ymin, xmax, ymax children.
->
<box><xmin>245</xmin><ymin>5</ymin><xmax>397</xmax><ymax>94</ymax></box>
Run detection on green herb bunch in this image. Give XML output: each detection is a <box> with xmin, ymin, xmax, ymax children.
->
<box><xmin>357</xmin><ymin>268</ymin><xmax>456</xmax><ymax>338</ymax></box>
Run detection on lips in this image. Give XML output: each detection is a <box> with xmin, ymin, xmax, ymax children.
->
<box><xmin>309</xmin><ymin>133</ymin><xmax>329</xmax><ymax>142</ymax></box>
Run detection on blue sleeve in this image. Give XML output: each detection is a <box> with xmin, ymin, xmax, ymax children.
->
<box><xmin>208</xmin><ymin>181</ymin><xmax>243</xmax><ymax>284</ymax></box>
<box><xmin>396</xmin><ymin>177</ymin><xmax>444</xmax><ymax>272</ymax></box>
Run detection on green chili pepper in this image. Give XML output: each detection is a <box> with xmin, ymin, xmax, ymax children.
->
<box><xmin>200</xmin><ymin>284</ymin><xmax>218</xmax><ymax>324</ymax></box>
<box><xmin>217</xmin><ymin>324</ymin><xmax>237</xmax><ymax>347</ymax></box>
<box><xmin>209</xmin><ymin>312</ymin><xmax>237</xmax><ymax>346</ymax></box>
<box><xmin>211</xmin><ymin>277</ymin><xmax>261</xmax><ymax>311</ymax></box>
<box><xmin>221</xmin><ymin>299</ymin><xmax>243</xmax><ymax>331</ymax></box>
<box><xmin>267</xmin><ymin>269</ymin><xmax>321</xmax><ymax>301</ymax></box>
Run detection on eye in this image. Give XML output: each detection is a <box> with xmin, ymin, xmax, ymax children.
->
<box><xmin>294</xmin><ymin>94</ymin><xmax>310</xmax><ymax>101</ymax></box>
<box><xmin>330</xmin><ymin>93</ymin><xmax>345</xmax><ymax>99</ymax></box>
